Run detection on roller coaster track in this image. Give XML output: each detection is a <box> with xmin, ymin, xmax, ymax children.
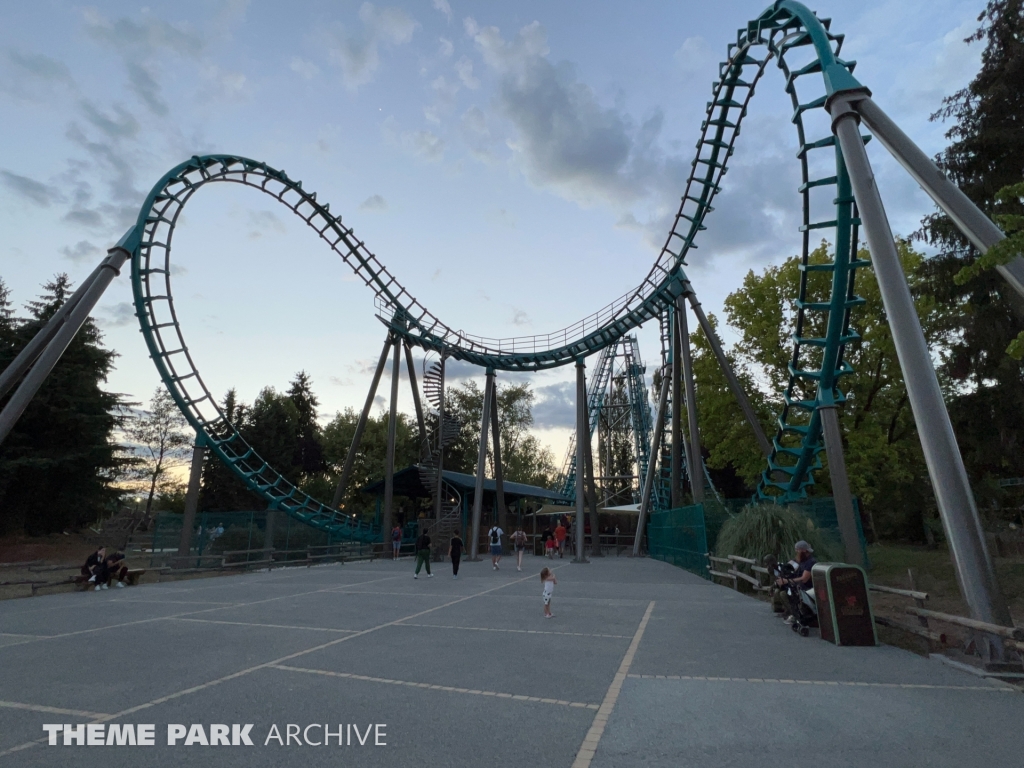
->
<box><xmin>129</xmin><ymin>1</ymin><xmax>873</xmax><ymax>540</ymax></box>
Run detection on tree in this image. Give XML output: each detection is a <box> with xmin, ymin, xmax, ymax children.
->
<box><xmin>198</xmin><ymin>389</ymin><xmax>255</xmax><ymax>512</ymax></box>
<box><xmin>917</xmin><ymin>0</ymin><xmax>1024</xmax><ymax>503</ymax></box>
<box><xmin>718</xmin><ymin>241</ymin><xmax>946</xmax><ymax>539</ymax></box>
<box><xmin>123</xmin><ymin>388</ymin><xmax>192</xmax><ymax>516</ymax></box>
<box><xmin>287</xmin><ymin>371</ymin><xmax>326</xmax><ymax>475</ymax></box>
<box><xmin>0</xmin><ymin>275</ymin><xmax>126</xmax><ymax>535</ymax></box>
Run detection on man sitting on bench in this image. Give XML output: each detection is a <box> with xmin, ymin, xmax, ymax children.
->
<box><xmin>93</xmin><ymin>551</ymin><xmax>129</xmax><ymax>591</ymax></box>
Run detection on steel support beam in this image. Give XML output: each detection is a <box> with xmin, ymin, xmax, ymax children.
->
<box><xmin>403</xmin><ymin>342</ymin><xmax>427</xmax><ymax>447</ymax></box>
<box><xmin>833</xmin><ymin>98</ymin><xmax>1014</xmax><ymax>664</ymax></box>
<box><xmin>469</xmin><ymin>369</ymin><xmax>494</xmax><ymax>561</ymax></box>
<box><xmin>856</xmin><ymin>97</ymin><xmax>1024</xmax><ymax>299</ymax></box>
<box><xmin>0</xmin><ymin>261</ymin><xmax>105</xmax><ymax>402</ymax></box>
<box><xmin>583</xmin><ymin>394</ymin><xmax>602</xmax><ymax>556</ymax></box>
<box><xmin>381</xmin><ymin>339</ymin><xmax>402</xmax><ymax>543</ymax></box>
<box><xmin>819</xmin><ymin>406</ymin><xmax>863</xmax><ymax>566</ymax></box>
<box><xmin>331</xmin><ymin>336</ymin><xmax>392</xmax><ymax>509</ymax></box>
<box><xmin>573</xmin><ymin>359</ymin><xmax>588</xmax><ymax>563</ymax></box>
<box><xmin>685</xmin><ymin>288</ymin><xmax>773</xmax><ymax>459</ymax></box>
<box><xmin>670</xmin><ymin>307</ymin><xmax>684</xmax><ymax>508</ymax></box>
<box><xmin>488</xmin><ymin>375</ymin><xmax>507</xmax><ymax>535</ymax></box>
<box><xmin>676</xmin><ymin>296</ymin><xmax>704</xmax><ymax>503</ymax></box>
<box><xmin>434</xmin><ymin>357</ymin><xmax>447</xmax><ymax>522</ymax></box>
<box><xmin>175</xmin><ymin>434</ymin><xmax>206</xmax><ymax>566</ymax></box>
<box><xmin>0</xmin><ymin>247</ymin><xmax>129</xmax><ymax>448</ymax></box>
<box><xmin>633</xmin><ymin>368</ymin><xmax>671</xmax><ymax>557</ymax></box>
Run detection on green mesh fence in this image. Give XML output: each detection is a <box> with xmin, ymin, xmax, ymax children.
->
<box><xmin>150</xmin><ymin>510</ymin><xmax>339</xmax><ymax>567</ymax></box>
<box><xmin>647</xmin><ymin>504</ymin><xmax>710</xmax><ymax>578</ymax></box>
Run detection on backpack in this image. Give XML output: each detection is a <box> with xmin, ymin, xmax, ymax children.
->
<box><xmin>490</xmin><ymin>528</ymin><xmax>500</xmax><ymax>545</ymax></box>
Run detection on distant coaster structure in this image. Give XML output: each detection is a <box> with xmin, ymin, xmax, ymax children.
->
<box><xmin>1</xmin><ymin>1</ymin><xmax>1022</xmax><ymax>662</ymax></box>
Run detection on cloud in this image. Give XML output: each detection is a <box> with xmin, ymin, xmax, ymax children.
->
<box><xmin>466</xmin><ymin>19</ymin><xmax>686</xmax><ymax>209</ymax></box>
<box><xmin>511</xmin><ymin>308</ymin><xmax>529</xmax><ymax>326</ymax></box>
<box><xmin>432</xmin><ymin>0</ymin><xmax>452</xmax><ymax>23</ymax></box>
<box><xmin>454</xmin><ymin>56</ymin><xmax>479</xmax><ymax>89</ymax></box>
<box><xmin>290</xmin><ymin>57</ymin><xmax>320</xmax><ymax>79</ymax></box>
<box><xmin>0</xmin><ymin>170</ymin><xmax>61</xmax><ymax>206</ymax></box>
<box><xmin>408</xmin><ymin>130</ymin><xmax>445</xmax><ymax>160</ymax></box>
<box><xmin>424</xmin><ymin>74</ymin><xmax>459</xmax><ymax>123</ymax></box>
<box><xmin>438</xmin><ymin>37</ymin><xmax>454</xmax><ymax>58</ymax></box>
<box><xmin>247</xmin><ymin>210</ymin><xmax>286</xmax><ymax>239</ymax></box>
<box><xmin>63</xmin><ymin>208</ymin><xmax>105</xmax><ymax>228</ymax></box>
<box><xmin>532</xmin><ymin>381</ymin><xmax>575</xmax><ymax>429</ymax></box>
<box><xmin>360</xmin><ymin>194</ymin><xmax>388</xmax><ymax>211</ymax></box>
<box><xmin>82</xmin><ymin>9</ymin><xmax>204</xmax><ymax>57</ymax></box>
<box><xmin>460</xmin><ymin>106</ymin><xmax>495</xmax><ymax>161</ymax></box>
<box><xmin>7</xmin><ymin>49</ymin><xmax>75</xmax><ymax>84</ymax></box>
<box><xmin>673</xmin><ymin>36</ymin><xmax>715</xmax><ymax>78</ymax></box>
<box><xmin>125</xmin><ymin>61</ymin><xmax>168</xmax><ymax>115</ymax></box>
<box><xmin>61</xmin><ymin>240</ymin><xmax>101</xmax><ymax>263</ymax></box>
<box><xmin>324</xmin><ymin>3</ymin><xmax>416</xmax><ymax>91</ymax></box>
<box><xmin>80</xmin><ymin>100</ymin><xmax>140</xmax><ymax>140</ymax></box>
<box><xmin>99</xmin><ymin>302</ymin><xmax>136</xmax><ymax>327</ymax></box>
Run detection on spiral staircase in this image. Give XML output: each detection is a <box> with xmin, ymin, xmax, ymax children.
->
<box><xmin>418</xmin><ymin>355</ymin><xmax>465</xmax><ymax>560</ymax></box>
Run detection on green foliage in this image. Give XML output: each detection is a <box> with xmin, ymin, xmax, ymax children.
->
<box><xmin>714</xmin><ymin>503</ymin><xmax>842</xmax><ymax>563</ymax></box>
<box><xmin>0</xmin><ymin>275</ymin><xmax>128</xmax><ymax>535</ymax></box>
<box><xmin>122</xmin><ymin>388</ymin><xmax>191</xmax><ymax>516</ymax></box>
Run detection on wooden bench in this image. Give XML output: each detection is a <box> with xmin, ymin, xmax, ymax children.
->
<box><xmin>74</xmin><ymin>568</ymin><xmax>146</xmax><ymax>590</ymax></box>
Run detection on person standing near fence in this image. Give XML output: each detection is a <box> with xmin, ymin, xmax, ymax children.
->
<box><xmin>391</xmin><ymin>524</ymin><xmax>403</xmax><ymax>561</ymax></box>
<box><xmin>448</xmin><ymin>531</ymin><xmax>464</xmax><ymax>579</ymax></box>
<box><xmin>554</xmin><ymin>520</ymin><xmax>567</xmax><ymax>558</ymax></box>
<box><xmin>413</xmin><ymin>531</ymin><xmax>433</xmax><ymax>579</ymax></box>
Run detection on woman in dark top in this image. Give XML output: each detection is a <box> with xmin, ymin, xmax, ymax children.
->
<box><xmin>448</xmin><ymin>532</ymin><xmax>465</xmax><ymax>579</ymax></box>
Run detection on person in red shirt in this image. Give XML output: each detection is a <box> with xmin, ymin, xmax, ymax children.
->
<box><xmin>554</xmin><ymin>521</ymin><xmax>567</xmax><ymax>558</ymax></box>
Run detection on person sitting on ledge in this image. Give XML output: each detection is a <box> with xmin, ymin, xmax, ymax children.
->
<box><xmin>81</xmin><ymin>547</ymin><xmax>106</xmax><ymax>586</ymax></box>
<box><xmin>94</xmin><ymin>550</ymin><xmax>129</xmax><ymax>591</ymax></box>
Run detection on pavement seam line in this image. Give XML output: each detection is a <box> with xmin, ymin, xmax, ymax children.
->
<box><xmin>624</xmin><ymin>674</ymin><xmax>1017</xmax><ymax>692</ymax></box>
<box><xmin>269</xmin><ymin>664</ymin><xmax>600</xmax><ymax>710</ymax></box>
<box><xmin>0</xmin><ymin>575</ymin><xmax>400</xmax><ymax>648</ymax></box>
<box><xmin>394</xmin><ymin>622</ymin><xmax>631</xmax><ymax>639</ymax></box>
<box><xmin>0</xmin><ymin>700</ymin><xmax>109</xmax><ymax>718</ymax></box>
<box><xmin>571</xmin><ymin>600</ymin><xmax>655</xmax><ymax>768</ymax></box>
<box><xmin>169</xmin><ymin>618</ymin><xmax>359</xmax><ymax>633</ymax></box>
<box><xmin>0</xmin><ymin>567</ymin><xmax>565</xmax><ymax>760</ymax></box>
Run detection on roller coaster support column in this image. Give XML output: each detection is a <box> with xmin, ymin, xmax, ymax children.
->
<box><xmin>381</xmin><ymin>339</ymin><xmax>402</xmax><ymax>543</ymax></box>
<box><xmin>856</xmin><ymin>98</ymin><xmax>1024</xmax><ymax>299</ymax></box>
<box><xmin>469</xmin><ymin>368</ymin><xmax>494</xmax><ymax>561</ymax></box>
<box><xmin>331</xmin><ymin>335</ymin><xmax>393</xmax><ymax>509</ymax></box>
<box><xmin>434</xmin><ymin>357</ymin><xmax>447</xmax><ymax>522</ymax></box>
<box><xmin>175</xmin><ymin>432</ymin><xmax>206</xmax><ymax>567</ymax></box>
<box><xmin>676</xmin><ymin>296</ymin><xmax>703</xmax><ymax>504</ymax></box>
<box><xmin>832</xmin><ymin>95</ymin><xmax>1015</xmax><ymax>667</ymax></box>
<box><xmin>633</xmin><ymin>367</ymin><xmax>670</xmax><ymax>556</ymax></box>
<box><xmin>670</xmin><ymin>306</ymin><xmax>684</xmax><ymax>508</ymax></box>
<box><xmin>404</xmin><ymin>342</ymin><xmax>427</xmax><ymax>447</ymax></box>
<box><xmin>488</xmin><ymin>375</ymin><xmax>507</xmax><ymax>536</ymax></box>
<box><xmin>0</xmin><ymin>261</ymin><xmax>105</xmax><ymax>402</ymax></box>
<box><xmin>573</xmin><ymin>359</ymin><xmax>588</xmax><ymax>563</ymax></box>
<box><xmin>0</xmin><ymin>243</ymin><xmax>129</xmax><ymax>448</ymax></box>
<box><xmin>583</xmin><ymin>396</ymin><xmax>602</xmax><ymax>556</ymax></box>
<box><xmin>684</xmin><ymin>287</ymin><xmax>773</xmax><ymax>459</ymax></box>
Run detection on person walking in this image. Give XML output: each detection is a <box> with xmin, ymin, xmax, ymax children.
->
<box><xmin>413</xmin><ymin>530</ymin><xmax>433</xmax><ymax>578</ymax></box>
<box><xmin>487</xmin><ymin>524</ymin><xmax>504</xmax><ymax>570</ymax></box>
<box><xmin>391</xmin><ymin>523</ymin><xmax>403</xmax><ymax>561</ymax></box>
<box><xmin>448</xmin><ymin>531</ymin><xmax>464</xmax><ymax>579</ymax></box>
<box><xmin>554</xmin><ymin>520</ymin><xmax>567</xmax><ymax>558</ymax></box>
<box><xmin>510</xmin><ymin>526</ymin><xmax>528</xmax><ymax>572</ymax></box>
<box><xmin>540</xmin><ymin>567</ymin><xmax>557</xmax><ymax>618</ymax></box>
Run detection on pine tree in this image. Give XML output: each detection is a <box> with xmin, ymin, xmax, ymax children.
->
<box><xmin>287</xmin><ymin>371</ymin><xmax>325</xmax><ymax>475</ymax></box>
<box><xmin>919</xmin><ymin>0</ymin><xmax>1024</xmax><ymax>492</ymax></box>
<box><xmin>0</xmin><ymin>275</ymin><xmax>125</xmax><ymax>535</ymax></box>
<box><xmin>198</xmin><ymin>389</ymin><xmax>256</xmax><ymax>512</ymax></box>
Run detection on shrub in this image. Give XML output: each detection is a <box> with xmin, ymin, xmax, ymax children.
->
<box><xmin>714</xmin><ymin>503</ymin><xmax>842</xmax><ymax>563</ymax></box>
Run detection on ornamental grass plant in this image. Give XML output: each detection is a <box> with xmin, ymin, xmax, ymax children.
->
<box><xmin>713</xmin><ymin>503</ymin><xmax>842</xmax><ymax>564</ymax></box>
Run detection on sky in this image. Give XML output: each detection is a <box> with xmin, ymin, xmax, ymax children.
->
<box><xmin>0</xmin><ymin>0</ymin><xmax>989</xmax><ymax>469</ymax></box>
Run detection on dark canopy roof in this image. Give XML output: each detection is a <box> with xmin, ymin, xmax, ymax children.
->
<box><xmin>360</xmin><ymin>465</ymin><xmax>570</xmax><ymax>504</ymax></box>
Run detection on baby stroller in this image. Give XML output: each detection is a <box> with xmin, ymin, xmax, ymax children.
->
<box><xmin>764</xmin><ymin>555</ymin><xmax>818</xmax><ymax>637</ymax></box>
